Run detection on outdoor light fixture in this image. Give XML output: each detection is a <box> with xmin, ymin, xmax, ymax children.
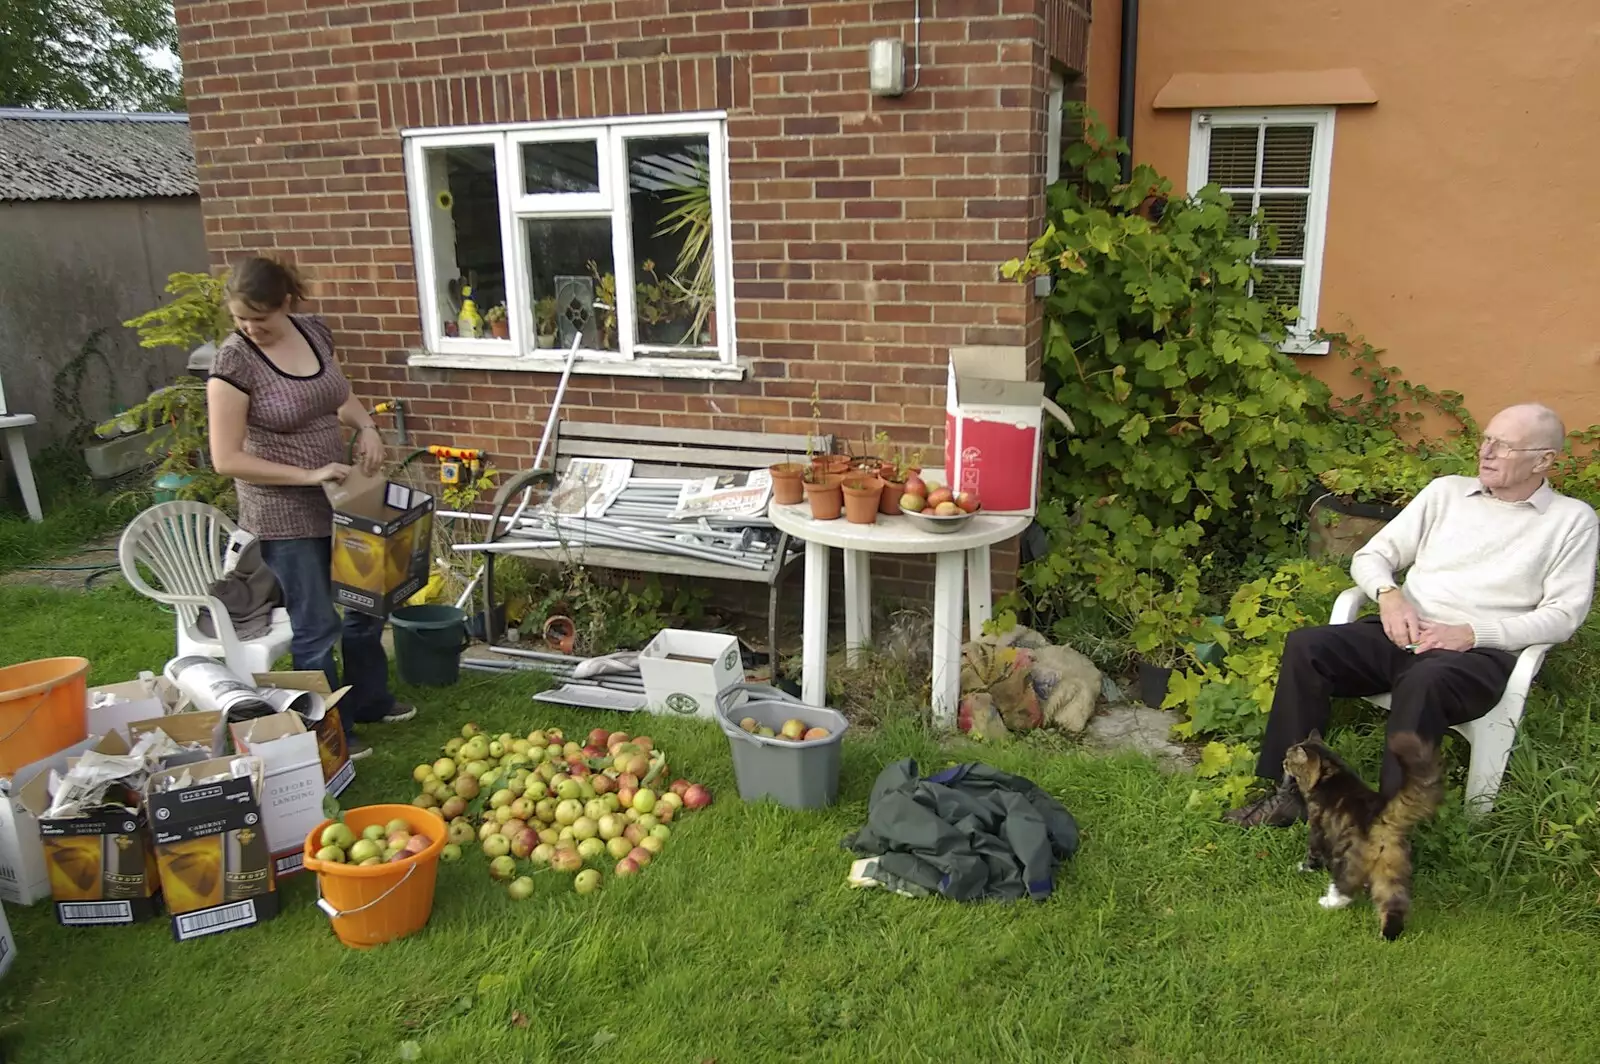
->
<box><xmin>868</xmin><ymin>0</ymin><xmax>921</xmax><ymax>98</ymax></box>
<box><xmin>867</xmin><ymin>39</ymin><xmax>906</xmax><ymax>97</ymax></box>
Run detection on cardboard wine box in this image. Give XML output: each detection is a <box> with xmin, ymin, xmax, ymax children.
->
<box><xmin>146</xmin><ymin>756</ymin><xmax>279</xmax><ymax>942</ymax></box>
<box><xmin>228</xmin><ymin>712</ymin><xmax>327</xmax><ymax>878</ymax></box>
<box><xmin>252</xmin><ymin>671</ymin><xmax>355</xmax><ymax>800</ymax></box>
<box><xmin>17</xmin><ymin>734</ymin><xmax>161</xmax><ymax>928</ymax></box>
<box><xmin>127</xmin><ymin>710</ymin><xmax>227</xmax><ymax>769</ymax></box>
<box><xmin>325</xmin><ymin>469</ymin><xmax>434</xmax><ymax>617</ymax></box>
<box><xmin>0</xmin><ymin>736</ymin><xmax>100</xmax><ymax>905</ymax></box>
<box><xmin>638</xmin><ymin>630</ymin><xmax>744</xmax><ymax>720</ymax></box>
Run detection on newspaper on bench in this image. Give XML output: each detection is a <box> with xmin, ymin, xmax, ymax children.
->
<box><xmin>670</xmin><ymin>470</ymin><xmax>773</xmax><ymax>520</ymax></box>
<box><xmin>543</xmin><ymin>458</ymin><xmax>633</xmax><ymax>517</ymax></box>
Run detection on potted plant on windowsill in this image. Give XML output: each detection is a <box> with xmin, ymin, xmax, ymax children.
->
<box><xmin>657</xmin><ymin>156</ymin><xmax>716</xmax><ymax>347</ymax></box>
<box><xmin>535</xmin><ymin>297</ymin><xmax>558</xmax><ymax>349</ymax></box>
<box><xmin>486</xmin><ymin>303</ymin><xmax>509</xmax><ymax>339</ymax></box>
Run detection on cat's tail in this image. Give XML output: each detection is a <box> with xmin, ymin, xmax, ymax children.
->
<box><xmin>1374</xmin><ymin>731</ymin><xmax>1444</xmax><ymax>836</ymax></box>
<box><xmin>1369</xmin><ymin>732</ymin><xmax>1444</xmax><ymax>940</ymax></box>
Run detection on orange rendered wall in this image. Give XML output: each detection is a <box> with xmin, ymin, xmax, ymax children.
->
<box><xmin>1084</xmin><ymin>0</ymin><xmax>1600</xmax><ymax>433</ymax></box>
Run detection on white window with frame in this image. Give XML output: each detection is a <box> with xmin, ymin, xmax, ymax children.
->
<box><xmin>403</xmin><ymin>113</ymin><xmax>737</xmax><ymax>378</ymax></box>
<box><xmin>1187</xmin><ymin>108</ymin><xmax>1335</xmax><ymax>355</ymax></box>
<box><xmin>1045</xmin><ymin>71</ymin><xmax>1066</xmax><ymax>186</ymax></box>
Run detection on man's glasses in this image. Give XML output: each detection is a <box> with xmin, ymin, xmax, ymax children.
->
<box><xmin>1479</xmin><ymin>436</ymin><xmax>1553</xmax><ymax>458</ymax></box>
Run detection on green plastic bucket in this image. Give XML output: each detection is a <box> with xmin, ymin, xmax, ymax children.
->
<box><xmin>390</xmin><ymin>605</ymin><xmax>470</xmax><ymax>687</ymax></box>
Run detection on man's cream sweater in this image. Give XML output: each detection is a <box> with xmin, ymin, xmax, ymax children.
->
<box><xmin>1350</xmin><ymin>476</ymin><xmax>1599</xmax><ymax>652</ymax></box>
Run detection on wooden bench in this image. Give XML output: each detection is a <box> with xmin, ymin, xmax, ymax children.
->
<box><xmin>473</xmin><ymin>420</ymin><xmax>831</xmax><ymax>662</ymax></box>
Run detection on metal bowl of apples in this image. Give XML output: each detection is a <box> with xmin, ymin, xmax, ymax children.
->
<box><xmin>899</xmin><ymin>483</ymin><xmax>982</xmax><ymax>534</ymax></box>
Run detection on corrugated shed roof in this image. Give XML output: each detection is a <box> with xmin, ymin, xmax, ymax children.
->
<box><xmin>0</xmin><ymin>109</ymin><xmax>197</xmax><ymax>202</ymax></box>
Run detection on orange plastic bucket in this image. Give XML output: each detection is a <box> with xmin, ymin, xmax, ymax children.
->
<box><xmin>302</xmin><ymin>804</ymin><xmax>446</xmax><ymax>948</ymax></box>
<box><xmin>0</xmin><ymin>657</ymin><xmax>89</xmax><ymax>778</ymax></box>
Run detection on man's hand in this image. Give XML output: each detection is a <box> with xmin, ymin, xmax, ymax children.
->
<box><xmin>1378</xmin><ymin>589</ymin><xmax>1423</xmax><ymax>649</ymax></box>
<box><xmin>1414</xmin><ymin>621</ymin><xmax>1475</xmax><ymax>654</ymax></box>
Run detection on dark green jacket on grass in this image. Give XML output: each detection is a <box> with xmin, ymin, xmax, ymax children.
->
<box><xmin>843</xmin><ymin>759</ymin><xmax>1080</xmax><ymax>902</ymax></box>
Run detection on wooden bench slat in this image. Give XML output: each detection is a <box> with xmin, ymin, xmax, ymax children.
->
<box><xmin>557</xmin><ymin>438</ymin><xmax>804</xmax><ymax>470</ymax></box>
<box><xmin>479</xmin><ymin>544</ymin><xmax>771</xmax><ymax>582</ymax></box>
<box><xmin>557</xmin><ymin>420</ymin><xmax>826</xmax><ymax>455</ymax></box>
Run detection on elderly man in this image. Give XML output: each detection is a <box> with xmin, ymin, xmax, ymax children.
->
<box><xmin>1228</xmin><ymin>403</ymin><xmax>1599</xmax><ymax>827</ymax></box>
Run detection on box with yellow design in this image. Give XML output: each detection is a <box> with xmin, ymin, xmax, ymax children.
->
<box><xmin>16</xmin><ymin>733</ymin><xmax>160</xmax><ymax>928</ymax></box>
<box><xmin>146</xmin><ymin>755</ymin><xmax>280</xmax><ymax>942</ymax></box>
<box><xmin>325</xmin><ymin>470</ymin><xmax>434</xmax><ymax>616</ymax></box>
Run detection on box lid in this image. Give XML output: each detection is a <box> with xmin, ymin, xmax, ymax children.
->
<box><xmin>16</xmin><ymin>732</ymin><xmax>136</xmax><ymax>821</ymax></box>
<box><xmin>251</xmin><ymin>671</ymin><xmax>351</xmax><ymax>721</ymax></box>
<box><xmin>146</xmin><ymin>757</ymin><xmax>265</xmax><ymax>833</ymax></box>
<box><xmin>947</xmin><ymin>347</ymin><xmax>1075</xmax><ymax>431</ymax></box>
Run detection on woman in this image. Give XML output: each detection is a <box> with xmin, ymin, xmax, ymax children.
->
<box><xmin>207</xmin><ymin>256</ymin><xmax>414</xmax><ymax>759</ymax></box>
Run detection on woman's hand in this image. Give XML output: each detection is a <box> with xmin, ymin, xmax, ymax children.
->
<box><xmin>305</xmin><ymin>462</ymin><xmax>352</xmax><ymax>486</ymax></box>
<box><xmin>354</xmin><ymin>425</ymin><xmax>385</xmax><ymax>475</ymax></box>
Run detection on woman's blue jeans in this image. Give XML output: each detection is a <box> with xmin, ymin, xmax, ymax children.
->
<box><xmin>259</xmin><ymin>536</ymin><xmax>395</xmax><ymax>734</ymax></box>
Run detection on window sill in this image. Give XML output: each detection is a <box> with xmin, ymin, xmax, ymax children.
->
<box><xmin>406</xmin><ymin>350</ymin><xmax>749</xmax><ymax>381</ymax></box>
<box><xmin>1279</xmin><ymin>336</ymin><xmax>1330</xmax><ymax>356</ymax></box>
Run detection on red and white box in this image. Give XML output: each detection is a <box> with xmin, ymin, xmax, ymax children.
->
<box><xmin>943</xmin><ymin>347</ymin><xmax>1073</xmax><ymax>516</ymax></box>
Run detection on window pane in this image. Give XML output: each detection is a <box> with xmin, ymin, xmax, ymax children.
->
<box><xmin>522</xmin><ymin>140</ymin><xmax>600</xmax><ymax>196</ymax></box>
<box><xmin>1258</xmin><ymin>194</ymin><xmax>1309</xmax><ymax>258</ymax></box>
<box><xmin>626</xmin><ymin>133</ymin><xmax>717</xmax><ymax>354</ymax></box>
<box><xmin>524</xmin><ymin>218</ymin><xmax>618</xmax><ymax>352</ymax></box>
<box><xmin>1256</xmin><ymin>264</ymin><xmax>1304</xmax><ymax>313</ymax></box>
<box><xmin>1261</xmin><ymin>125</ymin><xmax>1315</xmax><ymax>187</ymax></box>
<box><xmin>1223</xmin><ymin>193</ymin><xmax>1255</xmax><ymax>239</ymax></box>
<box><xmin>424</xmin><ymin>144</ymin><xmax>507</xmax><ymax>339</ymax></box>
<box><xmin>1206</xmin><ymin>125</ymin><xmax>1259</xmax><ymax>188</ymax></box>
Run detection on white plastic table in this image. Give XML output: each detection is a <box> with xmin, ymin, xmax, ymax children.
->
<box><xmin>768</xmin><ymin>501</ymin><xmax>1031</xmax><ymax>730</ymax></box>
<box><xmin>0</xmin><ymin>413</ymin><xmax>42</xmax><ymax>522</ymax></box>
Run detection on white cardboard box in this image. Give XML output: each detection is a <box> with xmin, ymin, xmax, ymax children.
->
<box><xmin>638</xmin><ymin>630</ymin><xmax>743</xmax><ymax>720</ymax></box>
<box><xmin>942</xmin><ymin>345</ymin><xmax>1074</xmax><ymax>517</ymax></box>
<box><xmin>0</xmin><ymin>897</ymin><xmax>16</xmax><ymax>981</ymax></box>
<box><xmin>0</xmin><ymin>736</ymin><xmax>100</xmax><ymax>905</ymax></box>
<box><xmin>87</xmin><ymin>677</ymin><xmax>168</xmax><ymax>741</ymax></box>
<box><xmin>228</xmin><ymin>713</ymin><xmax>326</xmax><ymax>878</ymax></box>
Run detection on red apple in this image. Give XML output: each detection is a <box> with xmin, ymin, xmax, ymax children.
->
<box><xmin>606</xmin><ymin>731</ymin><xmax>631</xmax><ymax>749</ymax></box>
<box><xmin>683</xmin><ymin>784</ymin><xmax>712</xmax><ymax>810</ymax></box>
<box><xmin>627</xmin><ymin>846</ymin><xmax>653</xmax><ymax>868</ymax></box>
<box><xmin>904</xmin><ymin>474</ymin><xmax>927</xmax><ymax>497</ymax></box>
<box><xmin>587</xmin><ymin>728</ymin><xmax>610</xmax><ymax>747</ymax></box>
<box><xmin>633</xmin><ymin>736</ymin><xmax>653</xmax><ymax>753</ymax></box>
<box><xmin>670</xmin><ymin>778</ymin><xmax>691</xmax><ymax>797</ymax></box>
<box><xmin>935</xmin><ymin>501</ymin><xmax>962</xmax><ymax>516</ymax></box>
<box><xmin>927</xmin><ymin>487</ymin><xmax>953</xmax><ymax>508</ymax></box>
<box><xmin>955</xmin><ymin>492</ymin><xmax>980</xmax><ymax>513</ymax></box>
<box><xmin>618</xmin><ymin>772</ymin><xmax>639</xmax><ymax>790</ymax></box>
<box><xmin>590</xmin><ymin>773</ymin><xmax>615</xmax><ymax>795</ymax></box>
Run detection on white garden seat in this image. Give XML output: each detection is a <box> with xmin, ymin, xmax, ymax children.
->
<box><xmin>118</xmin><ymin>501</ymin><xmax>292</xmax><ymax>677</ymax></box>
<box><xmin>1330</xmin><ymin>586</ymin><xmax>1550</xmax><ymax>814</ymax></box>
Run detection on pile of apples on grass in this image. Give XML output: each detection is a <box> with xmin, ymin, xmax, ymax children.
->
<box><xmin>896</xmin><ymin>473</ymin><xmax>979</xmax><ymax>517</ymax></box>
<box><xmin>411</xmin><ymin>723</ymin><xmax>711</xmax><ymax>898</ymax></box>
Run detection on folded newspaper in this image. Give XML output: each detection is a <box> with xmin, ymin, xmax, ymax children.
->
<box><xmin>671</xmin><ymin>470</ymin><xmax>773</xmax><ymax>520</ymax></box>
<box><xmin>542</xmin><ymin>458</ymin><xmax>633</xmax><ymax>517</ymax></box>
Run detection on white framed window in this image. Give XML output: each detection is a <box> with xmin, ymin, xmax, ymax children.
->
<box><xmin>403</xmin><ymin>112</ymin><xmax>738</xmax><ymax>377</ymax></box>
<box><xmin>1045</xmin><ymin>72</ymin><xmax>1066</xmax><ymax>186</ymax></box>
<box><xmin>1187</xmin><ymin>107</ymin><xmax>1335</xmax><ymax>355</ymax></box>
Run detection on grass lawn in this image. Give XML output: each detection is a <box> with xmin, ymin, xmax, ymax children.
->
<box><xmin>3</xmin><ymin>584</ymin><xmax>1600</xmax><ymax>1063</ymax></box>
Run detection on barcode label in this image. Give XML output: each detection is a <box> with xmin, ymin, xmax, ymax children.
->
<box><xmin>274</xmin><ymin>851</ymin><xmax>304</xmax><ymax>876</ymax></box>
<box><xmin>327</xmin><ymin>758</ymin><xmax>355</xmax><ymax>796</ymax></box>
<box><xmin>175</xmin><ymin>900</ymin><xmax>258</xmax><ymax>940</ymax></box>
<box><xmin>59</xmin><ymin>900</ymin><xmax>133</xmax><ymax>925</ymax></box>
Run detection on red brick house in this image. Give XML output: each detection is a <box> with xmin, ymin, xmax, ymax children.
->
<box><xmin>175</xmin><ymin>0</ymin><xmax>1095</xmax><ymax>599</ymax></box>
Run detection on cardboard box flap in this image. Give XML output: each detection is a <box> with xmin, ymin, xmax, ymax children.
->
<box><xmin>252</xmin><ymin>671</ymin><xmax>351</xmax><ymax>720</ymax></box>
<box><xmin>147</xmin><ymin>756</ymin><xmax>266</xmax><ymax>814</ymax></box>
<box><xmin>947</xmin><ymin>347</ymin><xmax>1074</xmax><ymax>430</ymax></box>
<box><xmin>324</xmin><ymin>468</ymin><xmax>432</xmax><ymax>519</ymax></box>
<box><xmin>128</xmin><ymin>710</ymin><xmax>226</xmax><ymax>751</ymax></box>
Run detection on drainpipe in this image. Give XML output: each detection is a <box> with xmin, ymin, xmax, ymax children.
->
<box><xmin>1117</xmin><ymin>0</ymin><xmax>1140</xmax><ymax>184</ymax></box>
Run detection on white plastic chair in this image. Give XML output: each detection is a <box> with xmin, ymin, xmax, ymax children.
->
<box><xmin>1330</xmin><ymin>586</ymin><xmax>1550</xmax><ymax>814</ymax></box>
<box><xmin>118</xmin><ymin>501</ymin><xmax>293</xmax><ymax>678</ymax></box>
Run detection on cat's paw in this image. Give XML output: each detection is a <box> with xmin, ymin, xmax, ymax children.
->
<box><xmin>1297</xmin><ymin>859</ymin><xmax>1317</xmax><ymax>873</ymax></box>
<box><xmin>1318</xmin><ymin>884</ymin><xmax>1353</xmax><ymax>910</ymax></box>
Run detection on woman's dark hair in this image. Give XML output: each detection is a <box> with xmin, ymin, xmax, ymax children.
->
<box><xmin>226</xmin><ymin>256</ymin><xmax>307</xmax><ymax>310</ymax></box>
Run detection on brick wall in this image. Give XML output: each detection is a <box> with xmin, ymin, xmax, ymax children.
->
<box><xmin>176</xmin><ymin>0</ymin><xmax>1092</xmax><ymax>605</ymax></box>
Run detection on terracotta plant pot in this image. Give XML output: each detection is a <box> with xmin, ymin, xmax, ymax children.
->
<box><xmin>490</xmin><ymin>320</ymin><xmax>509</xmax><ymax>339</ymax></box>
<box><xmin>769</xmin><ymin>462</ymin><xmax>805</xmax><ymax>505</ymax></box>
<box><xmin>803</xmin><ymin>473</ymin><xmax>843</xmax><ymax>520</ymax></box>
<box><xmin>811</xmin><ymin>454</ymin><xmax>850</xmax><ymax>478</ymax></box>
<box><xmin>841</xmin><ymin>475</ymin><xmax>883</xmax><ymax>525</ymax></box>
<box><xmin>879</xmin><ymin>478</ymin><xmax>906</xmax><ymax>515</ymax></box>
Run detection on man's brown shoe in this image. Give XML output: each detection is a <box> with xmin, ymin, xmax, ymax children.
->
<box><xmin>1224</xmin><ymin>780</ymin><xmax>1305</xmax><ymax>827</ymax></box>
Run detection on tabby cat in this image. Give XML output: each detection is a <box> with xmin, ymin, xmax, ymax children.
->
<box><xmin>1281</xmin><ymin>730</ymin><xmax>1443</xmax><ymax>941</ymax></box>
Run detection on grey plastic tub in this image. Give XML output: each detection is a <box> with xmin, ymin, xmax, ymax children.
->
<box><xmin>716</xmin><ymin>683</ymin><xmax>849</xmax><ymax>810</ymax></box>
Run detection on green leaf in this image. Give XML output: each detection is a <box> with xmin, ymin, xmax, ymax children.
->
<box><xmin>398</xmin><ymin>1041</ymin><xmax>422</xmax><ymax>1061</ymax></box>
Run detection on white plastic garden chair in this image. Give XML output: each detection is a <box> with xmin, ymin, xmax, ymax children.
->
<box><xmin>1330</xmin><ymin>586</ymin><xmax>1550</xmax><ymax>814</ymax></box>
<box><xmin>118</xmin><ymin>501</ymin><xmax>293</xmax><ymax>678</ymax></box>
